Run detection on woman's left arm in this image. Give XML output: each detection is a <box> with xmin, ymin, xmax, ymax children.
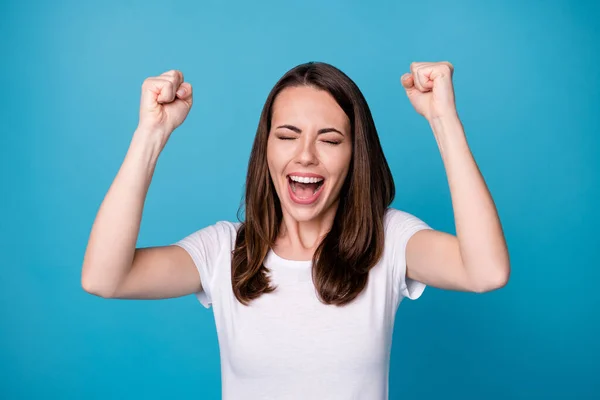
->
<box><xmin>400</xmin><ymin>62</ymin><xmax>510</xmax><ymax>293</ymax></box>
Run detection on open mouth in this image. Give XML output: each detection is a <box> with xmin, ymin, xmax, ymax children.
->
<box><xmin>287</xmin><ymin>174</ymin><xmax>325</xmax><ymax>204</ymax></box>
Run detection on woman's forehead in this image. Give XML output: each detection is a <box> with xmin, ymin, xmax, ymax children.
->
<box><xmin>271</xmin><ymin>86</ymin><xmax>349</xmax><ymax>129</ymax></box>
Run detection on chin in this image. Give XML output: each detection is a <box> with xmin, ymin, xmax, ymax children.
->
<box><xmin>283</xmin><ymin>203</ymin><xmax>323</xmax><ymax>222</ymax></box>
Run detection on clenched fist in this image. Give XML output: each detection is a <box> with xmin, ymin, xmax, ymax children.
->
<box><xmin>137</xmin><ymin>70</ymin><xmax>193</xmax><ymax>139</ymax></box>
<box><xmin>401</xmin><ymin>61</ymin><xmax>456</xmax><ymax>121</ymax></box>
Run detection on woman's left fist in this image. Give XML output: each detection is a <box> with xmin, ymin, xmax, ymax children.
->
<box><xmin>401</xmin><ymin>61</ymin><xmax>457</xmax><ymax>121</ymax></box>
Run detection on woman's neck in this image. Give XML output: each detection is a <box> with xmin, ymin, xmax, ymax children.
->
<box><xmin>273</xmin><ymin>203</ymin><xmax>338</xmax><ymax>261</ymax></box>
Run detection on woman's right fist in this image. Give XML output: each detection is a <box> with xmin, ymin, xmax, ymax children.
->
<box><xmin>138</xmin><ymin>70</ymin><xmax>193</xmax><ymax>137</ymax></box>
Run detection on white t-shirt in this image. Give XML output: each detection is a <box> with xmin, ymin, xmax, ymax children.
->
<box><xmin>174</xmin><ymin>208</ymin><xmax>432</xmax><ymax>400</ymax></box>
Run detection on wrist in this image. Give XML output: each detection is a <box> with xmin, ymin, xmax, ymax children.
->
<box><xmin>129</xmin><ymin>128</ymin><xmax>166</xmax><ymax>166</ymax></box>
<box><xmin>428</xmin><ymin>113</ymin><xmax>463</xmax><ymax>137</ymax></box>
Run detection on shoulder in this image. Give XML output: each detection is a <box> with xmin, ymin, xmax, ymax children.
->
<box><xmin>188</xmin><ymin>219</ymin><xmax>241</xmax><ymax>236</ymax></box>
<box><xmin>382</xmin><ymin>207</ymin><xmax>433</xmax><ymax>249</ymax></box>
<box><xmin>176</xmin><ymin>220</ymin><xmax>242</xmax><ymax>251</ymax></box>
<box><xmin>382</xmin><ymin>208</ymin><xmax>432</xmax><ymax>301</ymax></box>
<box><xmin>384</xmin><ymin>207</ymin><xmax>431</xmax><ymax>233</ymax></box>
<box><xmin>213</xmin><ymin>220</ymin><xmax>242</xmax><ymax>236</ymax></box>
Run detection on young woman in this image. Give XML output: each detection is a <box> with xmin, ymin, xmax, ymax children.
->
<box><xmin>81</xmin><ymin>61</ymin><xmax>510</xmax><ymax>399</ymax></box>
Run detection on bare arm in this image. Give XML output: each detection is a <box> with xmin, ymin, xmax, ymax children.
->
<box><xmin>406</xmin><ymin>116</ymin><xmax>510</xmax><ymax>293</ymax></box>
<box><xmin>400</xmin><ymin>62</ymin><xmax>510</xmax><ymax>293</ymax></box>
<box><xmin>81</xmin><ymin>70</ymin><xmax>198</xmax><ymax>299</ymax></box>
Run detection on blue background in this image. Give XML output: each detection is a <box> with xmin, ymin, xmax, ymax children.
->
<box><xmin>1</xmin><ymin>0</ymin><xmax>598</xmax><ymax>398</ymax></box>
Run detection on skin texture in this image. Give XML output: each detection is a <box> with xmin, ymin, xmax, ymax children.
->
<box><xmin>266</xmin><ymin>86</ymin><xmax>352</xmax><ymax>261</ymax></box>
<box><xmin>81</xmin><ymin>70</ymin><xmax>202</xmax><ymax>299</ymax></box>
<box><xmin>400</xmin><ymin>62</ymin><xmax>510</xmax><ymax>292</ymax></box>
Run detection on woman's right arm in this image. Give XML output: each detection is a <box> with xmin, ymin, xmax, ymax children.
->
<box><xmin>81</xmin><ymin>70</ymin><xmax>199</xmax><ymax>299</ymax></box>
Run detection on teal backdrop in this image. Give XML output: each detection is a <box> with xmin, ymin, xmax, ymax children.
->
<box><xmin>1</xmin><ymin>0</ymin><xmax>598</xmax><ymax>398</ymax></box>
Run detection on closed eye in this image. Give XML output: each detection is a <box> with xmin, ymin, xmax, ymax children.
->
<box><xmin>276</xmin><ymin>134</ymin><xmax>340</xmax><ymax>145</ymax></box>
<box><xmin>279</xmin><ymin>137</ymin><xmax>340</xmax><ymax>145</ymax></box>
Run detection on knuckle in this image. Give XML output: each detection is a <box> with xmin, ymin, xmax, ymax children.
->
<box><xmin>165</xmin><ymin>74</ymin><xmax>178</xmax><ymax>85</ymax></box>
<box><xmin>440</xmin><ymin>64</ymin><xmax>453</xmax><ymax>74</ymax></box>
<box><xmin>167</xmin><ymin>70</ymin><xmax>183</xmax><ymax>84</ymax></box>
<box><xmin>159</xmin><ymin>70</ymin><xmax>175</xmax><ymax>80</ymax></box>
<box><xmin>141</xmin><ymin>77</ymin><xmax>154</xmax><ymax>88</ymax></box>
<box><xmin>164</xmin><ymin>69</ymin><xmax>183</xmax><ymax>81</ymax></box>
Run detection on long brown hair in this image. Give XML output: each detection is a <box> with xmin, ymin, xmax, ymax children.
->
<box><xmin>232</xmin><ymin>61</ymin><xmax>395</xmax><ymax>306</ymax></box>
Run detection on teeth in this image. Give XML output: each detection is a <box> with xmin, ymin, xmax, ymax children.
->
<box><xmin>289</xmin><ymin>175</ymin><xmax>324</xmax><ymax>184</ymax></box>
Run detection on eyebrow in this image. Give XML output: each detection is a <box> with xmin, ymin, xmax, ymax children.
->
<box><xmin>276</xmin><ymin>124</ymin><xmax>345</xmax><ymax>136</ymax></box>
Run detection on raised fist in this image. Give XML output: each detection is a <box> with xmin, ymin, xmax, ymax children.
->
<box><xmin>138</xmin><ymin>69</ymin><xmax>193</xmax><ymax>137</ymax></box>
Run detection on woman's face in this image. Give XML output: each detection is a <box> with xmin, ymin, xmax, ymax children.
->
<box><xmin>267</xmin><ymin>85</ymin><xmax>352</xmax><ymax>223</ymax></box>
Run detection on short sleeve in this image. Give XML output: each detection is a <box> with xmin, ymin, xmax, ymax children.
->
<box><xmin>173</xmin><ymin>221</ymin><xmax>239</xmax><ymax>308</ymax></box>
<box><xmin>384</xmin><ymin>208</ymin><xmax>433</xmax><ymax>303</ymax></box>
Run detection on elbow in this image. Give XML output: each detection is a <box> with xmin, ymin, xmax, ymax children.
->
<box><xmin>471</xmin><ymin>264</ymin><xmax>511</xmax><ymax>293</ymax></box>
<box><xmin>81</xmin><ymin>269</ymin><xmax>116</xmax><ymax>299</ymax></box>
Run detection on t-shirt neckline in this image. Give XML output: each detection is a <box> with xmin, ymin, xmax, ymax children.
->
<box><xmin>265</xmin><ymin>249</ymin><xmax>312</xmax><ymax>269</ymax></box>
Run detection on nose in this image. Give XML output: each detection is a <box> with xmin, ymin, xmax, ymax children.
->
<box><xmin>294</xmin><ymin>136</ymin><xmax>318</xmax><ymax>167</ymax></box>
